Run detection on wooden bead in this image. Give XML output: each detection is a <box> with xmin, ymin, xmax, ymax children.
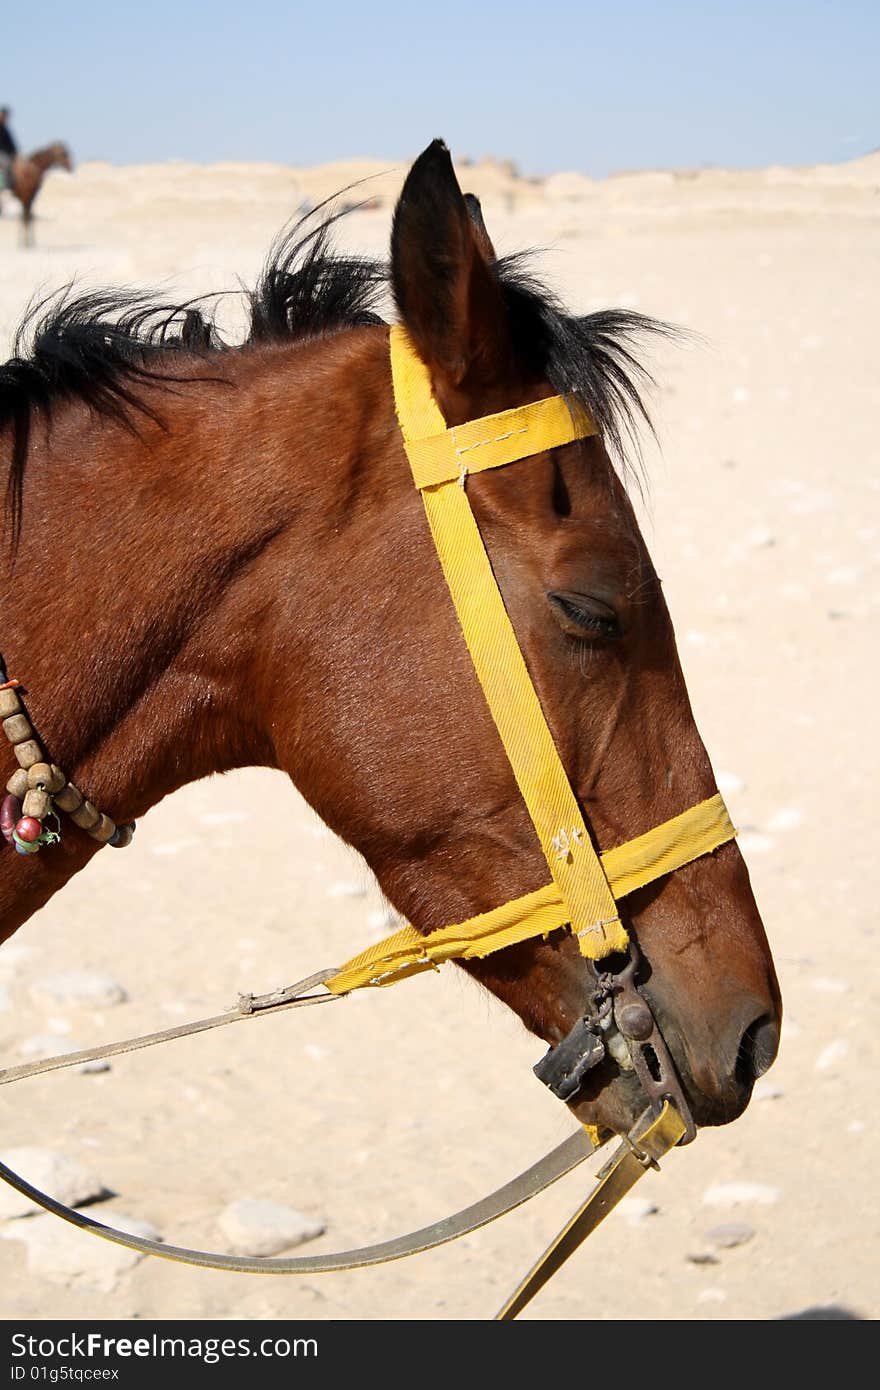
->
<box><xmin>54</xmin><ymin>782</ymin><xmax>83</xmax><ymax>813</ymax></box>
<box><xmin>6</xmin><ymin>769</ymin><xmax>29</xmax><ymax>798</ymax></box>
<box><xmin>14</xmin><ymin>740</ymin><xmax>42</xmax><ymax>769</ymax></box>
<box><xmin>22</xmin><ymin>789</ymin><xmax>51</xmax><ymax>820</ymax></box>
<box><xmin>89</xmin><ymin>814</ymin><xmax>116</xmax><ymax>843</ymax></box>
<box><xmin>0</xmin><ymin>689</ymin><xmax>22</xmax><ymax>719</ymax></box>
<box><xmin>27</xmin><ymin>762</ymin><xmax>52</xmax><ymax>790</ymax></box>
<box><xmin>70</xmin><ymin>799</ymin><xmax>100</xmax><ymax>830</ymax></box>
<box><xmin>2</xmin><ymin>713</ymin><xmax>33</xmax><ymax>744</ymax></box>
<box><xmin>47</xmin><ymin>765</ymin><xmax>67</xmax><ymax>794</ymax></box>
<box><xmin>109</xmin><ymin>822</ymin><xmax>135</xmax><ymax>849</ymax></box>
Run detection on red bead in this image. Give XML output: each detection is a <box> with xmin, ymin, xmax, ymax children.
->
<box><xmin>1</xmin><ymin>794</ymin><xmax>21</xmax><ymax>845</ymax></box>
<box><xmin>15</xmin><ymin>816</ymin><xmax>42</xmax><ymax>843</ymax></box>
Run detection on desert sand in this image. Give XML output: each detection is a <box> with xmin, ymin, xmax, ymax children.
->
<box><xmin>0</xmin><ymin>148</ymin><xmax>876</xmax><ymax>1323</ymax></box>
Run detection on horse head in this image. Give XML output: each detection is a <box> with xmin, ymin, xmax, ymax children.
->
<box><xmin>50</xmin><ymin>143</ymin><xmax>73</xmax><ymax>172</ymax></box>
<box><xmin>285</xmin><ymin>140</ymin><xmax>781</xmax><ymax>1139</ymax></box>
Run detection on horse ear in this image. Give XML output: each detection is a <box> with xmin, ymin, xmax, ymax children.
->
<box><xmin>391</xmin><ymin>140</ymin><xmax>508</xmax><ymax>390</ymax></box>
<box><xmin>463</xmin><ymin>193</ymin><xmax>497</xmax><ymax>263</ymax></box>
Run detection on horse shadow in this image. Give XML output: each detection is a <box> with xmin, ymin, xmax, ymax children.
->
<box><xmin>778</xmin><ymin>1304</ymin><xmax>864</xmax><ymax>1320</ymax></box>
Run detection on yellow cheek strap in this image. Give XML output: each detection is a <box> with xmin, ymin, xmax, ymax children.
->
<box><xmin>326</xmin><ymin>327</ymin><xmax>737</xmax><ymax>996</ymax></box>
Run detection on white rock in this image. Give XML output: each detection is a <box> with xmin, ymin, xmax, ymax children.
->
<box><xmin>1</xmin><ymin>1210</ymin><xmax>157</xmax><ymax>1291</ymax></box>
<box><xmin>199</xmin><ymin>810</ymin><xmax>251</xmax><ymax>826</ymax></box>
<box><xmin>715</xmin><ymin>770</ymin><xmax>745</xmax><ymax>796</ymax></box>
<box><xmin>616</xmin><ymin>1196</ymin><xmax>659</xmax><ymax>1225</ymax></box>
<box><xmin>809</xmin><ymin>977</ymin><xmax>850</xmax><ymax>995</ymax></box>
<box><xmin>702</xmin><ymin>1182</ymin><xmax>779</xmax><ymax>1209</ymax></box>
<box><xmin>217</xmin><ymin>1198</ymin><xmax>325</xmax><ymax>1257</ymax></box>
<box><xmin>737</xmin><ymin>832</ymin><xmax>776</xmax><ymax>855</ymax></box>
<box><xmin>706</xmin><ymin>1221</ymin><xmax>755</xmax><ymax>1248</ymax></box>
<box><xmin>18</xmin><ymin>1034</ymin><xmax>75</xmax><ymax>1058</ymax></box>
<box><xmin>327</xmin><ymin>881</ymin><xmax>366</xmax><ymax>899</ymax></box>
<box><xmin>767</xmin><ymin>807</ymin><xmax>804</xmax><ymax>832</ymax></box>
<box><xmin>0</xmin><ymin>944</ymin><xmax>30</xmax><ymax>975</ymax></box>
<box><xmin>0</xmin><ymin>1148</ymin><xmax>107</xmax><ymax>1220</ymax></box>
<box><xmin>16</xmin><ymin>1034</ymin><xmax>111</xmax><ymax>1076</ymax></box>
<box><xmin>752</xmin><ymin>1078</ymin><xmax>784</xmax><ymax>1101</ymax></box>
<box><xmin>746</xmin><ymin>527</ymin><xmax>776</xmax><ymax>548</ymax></box>
<box><xmin>696</xmin><ymin>1288</ymin><xmax>728</xmax><ymax>1304</ymax></box>
<box><xmin>815</xmin><ymin>1039</ymin><xmax>849</xmax><ymax>1071</ymax></box>
<box><xmin>29</xmin><ymin>971</ymin><xmax>128</xmax><ymax>1008</ymax></box>
<box><xmin>366</xmin><ymin>907</ymin><xmax>406</xmax><ymax>938</ymax></box>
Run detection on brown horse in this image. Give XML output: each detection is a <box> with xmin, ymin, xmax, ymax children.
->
<box><xmin>0</xmin><ymin>139</ymin><xmax>780</xmax><ymax>1143</ymax></box>
<box><xmin>3</xmin><ymin>142</ymin><xmax>73</xmax><ymax>247</ymax></box>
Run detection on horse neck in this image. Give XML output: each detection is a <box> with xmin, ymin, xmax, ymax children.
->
<box><xmin>27</xmin><ymin>147</ymin><xmax>61</xmax><ymax>171</ymax></box>
<box><xmin>0</xmin><ymin>328</ymin><xmax>389</xmax><ymax>942</ymax></box>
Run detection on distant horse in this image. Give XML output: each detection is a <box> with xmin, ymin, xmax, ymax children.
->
<box><xmin>2</xmin><ymin>142</ymin><xmax>73</xmax><ymax>247</ymax></box>
<box><xmin>0</xmin><ymin>140</ymin><xmax>780</xmax><ymax>1143</ymax></box>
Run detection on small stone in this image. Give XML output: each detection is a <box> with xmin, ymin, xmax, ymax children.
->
<box><xmin>199</xmin><ymin>810</ymin><xmax>251</xmax><ymax>826</ymax></box>
<box><xmin>327</xmin><ymin>881</ymin><xmax>366</xmax><ymax>899</ymax></box>
<box><xmin>706</xmin><ymin>1221</ymin><xmax>755</xmax><ymax>1249</ymax></box>
<box><xmin>366</xmin><ymin>907</ymin><xmax>405</xmax><ymax>934</ymax></box>
<box><xmin>737</xmin><ymin>832</ymin><xmax>776</xmax><ymax>855</ymax></box>
<box><xmin>616</xmin><ymin>1196</ymin><xmax>658</xmax><ymax>1225</ymax></box>
<box><xmin>715</xmin><ymin>770</ymin><xmax>744</xmax><ymax>796</ymax></box>
<box><xmin>810</xmin><ymin>977</ymin><xmax>850</xmax><ymax>994</ymax></box>
<box><xmin>17</xmin><ymin>1035</ymin><xmax>110</xmax><ymax>1076</ymax></box>
<box><xmin>216</xmin><ymin>1198</ymin><xmax>325</xmax><ymax>1257</ymax></box>
<box><xmin>745</xmin><ymin>527</ymin><xmax>776</xmax><ymax>549</ymax></box>
<box><xmin>752</xmin><ymin>1078</ymin><xmax>783</xmax><ymax>1101</ymax></box>
<box><xmin>29</xmin><ymin>971</ymin><xmax>128</xmax><ymax>1008</ymax></box>
<box><xmin>686</xmin><ymin>1251</ymin><xmax>719</xmax><ymax>1265</ymax></box>
<box><xmin>767</xmin><ymin>807</ymin><xmax>803</xmax><ymax>832</ymax></box>
<box><xmin>815</xmin><ymin>1039</ymin><xmax>849</xmax><ymax>1071</ymax></box>
<box><xmin>0</xmin><ymin>944</ymin><xmax>30</xmax><ymax>975</ymax></box>
<box><xmin>1</xmin><ymin>1211</ymin><xmax>158</xmax><ymax>1291</ymax></box>
<box><xmin>0</xmin><ymin>1148</ymin><xmax>107</xmax><ymax>1220</ymax></box>
<box><xmin>696</xmin><ymin>1288</ymin><xmax>728</xmax><ymax>1304</ymax></box>
<box><xmin>702</xmin><ymin>1182</ymin><xmax>779</xmax><ymax>1209</ymax></box>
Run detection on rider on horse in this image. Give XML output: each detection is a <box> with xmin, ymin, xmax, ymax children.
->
<box><xmin>0</xmin><ymin>107</ymin><xmax>18</xmax><ymax>190</ymax></box>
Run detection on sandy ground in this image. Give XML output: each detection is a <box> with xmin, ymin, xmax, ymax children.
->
<box><xmin>0</xmin><ymin>150</ymin><xmax>876</xmax><ymax>1323</ymax></box>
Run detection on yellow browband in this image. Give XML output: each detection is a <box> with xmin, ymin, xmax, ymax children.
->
<box><xmin>326</xmin><ymin>328</ymin><xmax>736</xmax><ymax>996</ymax></box>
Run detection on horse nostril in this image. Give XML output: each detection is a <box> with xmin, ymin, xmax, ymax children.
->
<box><xmin>737</xmin><ymin>1014</ymin><xmax>780</xmax><ymax>1086</ymax></box>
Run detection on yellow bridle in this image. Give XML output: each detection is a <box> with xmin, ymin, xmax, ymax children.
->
<box><xmin>327</xmin><ymin>328</ymin><xmax>735</xmax><ymax>996</ymax></box>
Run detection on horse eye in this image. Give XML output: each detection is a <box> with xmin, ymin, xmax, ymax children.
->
<box><xmin>548</xmin><ymin>592</ymin><xmax>621</xmax><ymax>640</ymax></box>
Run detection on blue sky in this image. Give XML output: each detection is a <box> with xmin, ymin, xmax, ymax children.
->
<box><xmin>4</xmin><ymin>1</ymin><xmax>877</xmax><ymax>175</ymax></box>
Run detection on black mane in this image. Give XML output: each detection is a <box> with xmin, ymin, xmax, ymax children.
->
<box><xmin>1</xmin><ymin>199</ymin><xmax>669</xmax><ymax>545</ymax></box>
